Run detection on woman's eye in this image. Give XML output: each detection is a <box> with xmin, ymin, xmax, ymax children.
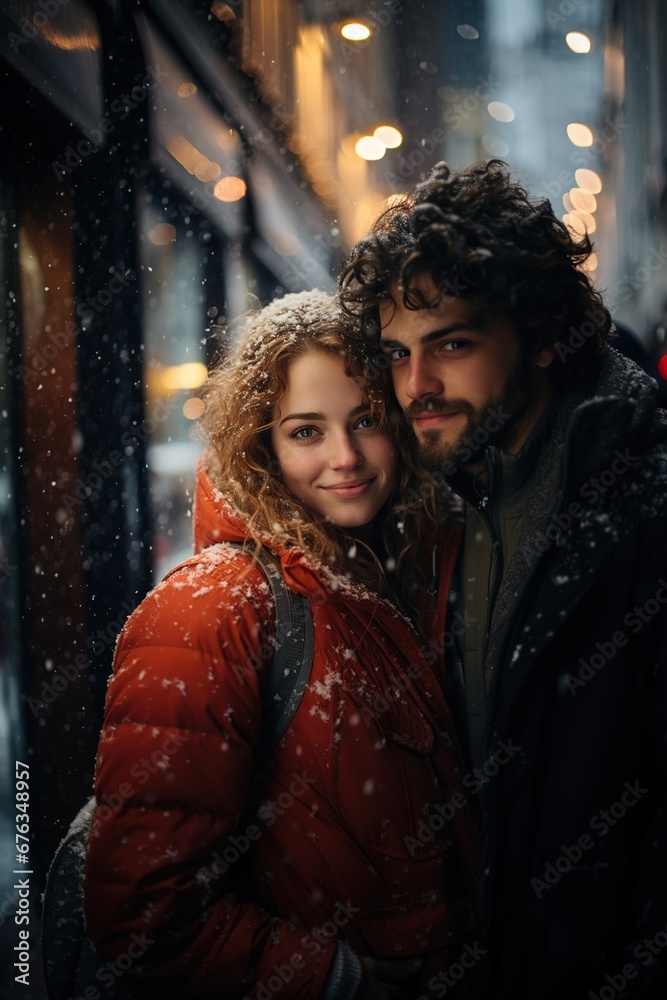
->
<box><xmin>355</xmin><ymin>414</ymin><xmax>378</xmax><ymax>430</ymax></box>
<box><xmin>291</xmin><ymin>426</ymin><xmax>318</xmax><ymax>440</ymax></box>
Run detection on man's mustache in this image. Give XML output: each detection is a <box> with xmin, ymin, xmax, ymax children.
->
<box><xmin>405</xmin><ymin>398</ymin><xmax>473</xmax><ymax>419</ymax></box>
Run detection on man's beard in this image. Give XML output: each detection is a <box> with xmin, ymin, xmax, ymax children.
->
<box><xmin>405</xmin><ymin>351</ymin><xmax>534</xmax><ymax>476</ymax></box>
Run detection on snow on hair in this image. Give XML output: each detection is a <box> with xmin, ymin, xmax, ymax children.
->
<box><xmin>200</xmin><ymin>290</ymin><xmax>439</xmax><ymax>617</ymax></box>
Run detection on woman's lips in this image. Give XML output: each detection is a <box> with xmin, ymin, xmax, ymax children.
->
<box><xmin>321</xmin><ymin>478</ymin><xmax>374</xmax><ymax>498</ymax></box>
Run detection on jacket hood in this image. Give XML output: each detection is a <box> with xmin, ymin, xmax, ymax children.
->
<box><xmin>566</xmin><ymin>343</ymin><xmax>667</xmax><ymax>474</ymax></box>
<box><xmin>193</xmin><ymin>460</ymin><xmax>252</xmax><ymax>553</ymax></box>
<box><xmin>525</xmin><ymin>345</ymin><xmax>667</xmax><ymax>532</ymax></box>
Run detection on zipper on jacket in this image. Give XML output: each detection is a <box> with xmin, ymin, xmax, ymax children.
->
<box><xmin>427</xmin><ymin>541</ymin><xmax>441</xmax><ymax>596</ymax></box>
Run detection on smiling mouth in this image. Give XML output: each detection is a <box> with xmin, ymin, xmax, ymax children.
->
<box><xmin>322</xmin><ymin>478</ymin><xmax>374</xmax><ymax>498</ymax></box>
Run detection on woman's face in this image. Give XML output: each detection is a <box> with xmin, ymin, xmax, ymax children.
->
<box><xmin>270</xmin><ymin>350</ymin><xmax>397</xmax><ymax>531</ymax></box>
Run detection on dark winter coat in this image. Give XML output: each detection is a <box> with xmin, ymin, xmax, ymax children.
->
<box><xmin>84</xmin><ymin>463</ymin><xmax>477</xmax><ymax>999</ymax></box>
<box><xmin>427</xmin><ymin>347</ymin><xmax>667</xmax><ymax>1000</ymax></box>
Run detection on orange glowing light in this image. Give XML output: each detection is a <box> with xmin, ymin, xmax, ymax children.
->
<box><xmin>570</xmin><ymin>188</ymin><xmax>597</xmax><ymax>213</ymax></box>
<box><xmin>567</xmin><ymin>123</ymin><xmax>594</xmax><ymax>147</ymax></box>
<box><xmin>183</xmin><ymin>397</ymin><xmax>205</xmax><ymax>419</ymax></box>
<box><xmin>213</xmin><ymin>176</ymin><xmax>247</xmax><ymax>202</ymax></box>
<box><xmin>575</xmin><ymin>168</ymin><xmax>602</xmax><ymax>194</ymax></box>
<box><xmin>148</xmin><ymin>224</ymin><xmax>177</xmax><ymax>246</ymax></box>
<box><xmin>340</xmin><ymin>22</ymin><xmax>372</xmax><ymax>41</ymax></box>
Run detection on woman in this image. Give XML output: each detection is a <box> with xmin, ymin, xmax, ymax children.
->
<box><xmin>84</xmin><ymin>290</ymin><xmax>476</xmax><ymax>999</ymax></box>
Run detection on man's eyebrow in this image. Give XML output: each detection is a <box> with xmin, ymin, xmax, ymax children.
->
<box><xmin>422</xmin><ymin>322</ymin><xmax>485</xmax><ymax>344</ymax></box>
<box><xmin>380</xmin><ymin>321</ymin><xmax>484</xmax><ymax>348</ymax></box>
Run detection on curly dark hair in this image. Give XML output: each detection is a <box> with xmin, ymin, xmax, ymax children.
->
<box><xmin>339</xmin><ymin>159</ymin><xmax>612</xmax><ymax>382</ymax></box>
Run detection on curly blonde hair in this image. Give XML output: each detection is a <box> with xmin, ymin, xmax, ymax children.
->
<box><xmin>200</xmin><ymin>290</ymin><xmax>442</xmax><ymax>617</ymax></box>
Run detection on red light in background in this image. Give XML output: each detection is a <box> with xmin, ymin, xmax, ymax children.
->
<box><xmin>658</xmin><ymin>355</ymin><xmax>667</xmax><ymax>380</ymax></box>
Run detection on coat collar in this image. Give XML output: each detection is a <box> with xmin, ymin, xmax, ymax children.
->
<box><xmin>442</xmin><ymin>347</ymin><xmax>667</xmax><ymax>711</ymax></box>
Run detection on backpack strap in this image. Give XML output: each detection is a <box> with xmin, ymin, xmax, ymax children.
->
<box><xmin>42</xmin><ymin>542</ymin><xmax>314</xmax><ymax>999</ymax></box>
<box><xmin>223</xmin><ymin>542</ymin><xmax>314</xmax><ymax>759</ymax></box>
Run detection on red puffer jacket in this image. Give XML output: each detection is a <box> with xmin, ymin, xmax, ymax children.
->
<box><xmin>84</xmin><ymin>464</ymin><xmax>476</xmax><ymax>998</ymax></box>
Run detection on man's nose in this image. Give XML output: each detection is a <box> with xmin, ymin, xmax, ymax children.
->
<box><xmin>405</xmin><ymin>356</ymin><xmax>444</xmax><ymax>401</ymax></box>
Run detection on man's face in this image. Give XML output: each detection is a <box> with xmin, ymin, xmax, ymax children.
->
<box><xmin>379</xmin><ymin>276</ymin><xmax>554</xmax><ymax>473</ymax></box>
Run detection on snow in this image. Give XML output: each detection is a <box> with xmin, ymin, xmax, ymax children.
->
<box><xmin>310</xmin><ymin>668</ymin><xmax>343</xmax><ymax>700</ymax></box>
<box><xmin>308</xmin><ymin>704</ymin><xmax>329</xmax><ymax>723</ymax></box>
<box><xmin>161</xmin><ymin>677</ymin><xmax>187</xmax><ymax>695</ymax></box>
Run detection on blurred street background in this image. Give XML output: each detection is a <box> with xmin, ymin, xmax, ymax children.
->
<box><xmin>0</xmin><ymin>0</ymin><xmax>665</xmax><ymax>994</ymax></box>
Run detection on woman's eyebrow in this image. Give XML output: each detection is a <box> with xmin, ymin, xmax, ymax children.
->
<box><xmin>279</xmin><ymin>403</ymin><xmax>371</xmax><ymax>426</ymax></box>
<box><xmin>279</xmin><ymin>411</ymin><xmax>324</xmax><ymax>425</ymax></box>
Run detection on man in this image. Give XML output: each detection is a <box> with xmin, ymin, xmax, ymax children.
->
<box><xmin>339</xmin><ymin>160</ymin><xmax>667</xmax><ymax>1000</ymax></box>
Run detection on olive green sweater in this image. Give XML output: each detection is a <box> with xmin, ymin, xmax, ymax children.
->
<box><xmin>457</xmin><ymin>417</ymin><xmax>553</xmax><ymax>769</ymax></box>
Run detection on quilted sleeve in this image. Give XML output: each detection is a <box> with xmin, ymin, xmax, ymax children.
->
<box><xmin>84</xmin><ymin>546</ymin><xmax>336</xmax><ymax>999</ymax></box>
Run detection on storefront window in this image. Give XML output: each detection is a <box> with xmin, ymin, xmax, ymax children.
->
<box><xmin>139</xmin><ymin>196</ymin><xmax>211</xmax><ymax>581</ymax></box>
<box><xmin>136</xmin><ymin>10</ymin><xmax>247</xmax><ymax>243</ymax></box>
<box><xmin>0</xmin><ymin>0</ymin><xmax>102</xmax><ymax>137</ymax></box>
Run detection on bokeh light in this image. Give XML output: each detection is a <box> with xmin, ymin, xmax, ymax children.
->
<box><xmin>567</xmin><ymin>123</ymin><xmax>594</xmax><ymax>147</ymax></box>
<box><xmin>340</xmin><ymin>22</ymin><xmax>372</xmax><ymax>41</ymax></box>
<box><xmin>487</xmin><ymin>102</ymin><xmax>515</xmax><ymax>123</ymax></box>
<box><xmin>575</xmin><ymin>168</ymin><xmax>603</xmax><ymax>193</ymax></box>
<box><xmin>572</xmin><ymin>210</ymin><xmax>596</xmax><ymax>233</ymax></box>
<box><xmin>563</xmin><ymin>213</ymin><xmax>586</xmax><ymax>236</ymax></box>
<box><xmin>355</xmin><ymin>135</ymin><xmax>386</xmax><ymax>160</ymax></box>
<box><xmin>570</xmin><ymin>188</ymin><xmax>597</xmax><ymax>213</ymax></box>
<box><xmin>481</xmin><ymin>134</ymin><xmax>509</xmax><ymax>157</ymax></box>
<box><xmin>566</xmin><ymin>31</ymin><xmax>592</xmax><ymax>53</ymax></box>
<box><xmin>148</xmin><ymin>223</ymin><xmax>177</xmax><ymax>246</ymax></box>
<box><xmin>373</xmin><ymin>125</ymin><xmax>403</xmax><ymax>148</ymax></box>
<box><xmin>183</xmin><ymin>397</ymin><xmax>205</xmax><ymax>420</ymax></box>
<box><xmin>213</xmin><ymin>176</ymin><xmax>247</xmax><ymax>201</ymax></box>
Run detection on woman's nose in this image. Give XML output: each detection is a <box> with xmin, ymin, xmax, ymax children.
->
<box><xmin>329</xmin><ymin>432</ymin><xmax>363</xmax><ymax>470</ymax></box>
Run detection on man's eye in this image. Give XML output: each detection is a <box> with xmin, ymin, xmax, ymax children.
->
<box><xmin>441</xmin><ymin>339</ymin><xmax>471</xmax><ymax>352</ymax></box>
<box><xmin>385</xmin><ymin>347</ymin><xmax>410</xmax><ymax>361</ymax></box>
